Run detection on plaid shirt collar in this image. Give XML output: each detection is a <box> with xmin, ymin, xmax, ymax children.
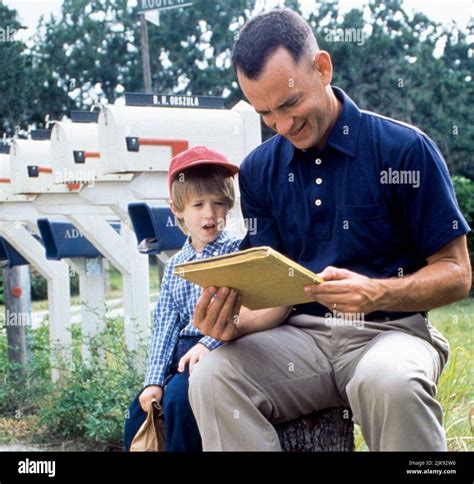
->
<box><xmin>179</xmin><ymin>230</ymin><xmax>233</xmax><ymax>262</ymax></box>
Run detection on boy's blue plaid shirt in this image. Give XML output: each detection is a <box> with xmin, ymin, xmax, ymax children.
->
<box><xmin>144</xmin><ymin>230</ymin><xmax>241</xmax><ymax>387</ymax></box>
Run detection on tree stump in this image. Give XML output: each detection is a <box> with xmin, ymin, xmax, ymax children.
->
<box><xmin>275</xmin><ymin>407</ymin><xmax>354</xmax><ymax>451</ymax></box>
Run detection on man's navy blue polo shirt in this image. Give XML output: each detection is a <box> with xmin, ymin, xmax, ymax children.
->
<box><xmin>239</xmin><ymin>86</ymin><xmax>470</xmax><ymax>320</ymax></box>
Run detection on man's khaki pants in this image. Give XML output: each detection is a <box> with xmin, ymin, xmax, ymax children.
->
<box><xmin>188</xmin><ymin>312</ymin><xmax>449</xmax><ymax>451</ymax></box>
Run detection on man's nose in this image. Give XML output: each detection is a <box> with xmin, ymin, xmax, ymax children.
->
<box><xmin>273</xmin><ymin>113</ymin><xmax>295</xmax><ymax>137</ymax></box>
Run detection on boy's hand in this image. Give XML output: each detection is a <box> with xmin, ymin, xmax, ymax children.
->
<box><xmin>139</xmin><ymin>385</ymin><xmax>163</xmax><ymax>413</ymax></box>
<box><xmin>178</xmin><ymin>343</ymin><xmax>210</xmax><ymax>375</ymax></box>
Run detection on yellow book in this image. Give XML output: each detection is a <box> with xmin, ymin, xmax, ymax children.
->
<box><xmin>173</xmin><ymin>246</ymin><xmax>324</xmax><ymax>310</ymax></box>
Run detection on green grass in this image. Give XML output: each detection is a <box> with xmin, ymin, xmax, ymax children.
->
<box><xmin>355</xmin><ymin>298</ymin><xmax>473</xmax><ymax>451</ymax></box>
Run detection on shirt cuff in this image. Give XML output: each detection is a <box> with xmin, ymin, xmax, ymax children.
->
<box><xmin>199</xmin><ymin>336</ymin><xmax>224</xmax><ymax>351</ymax></box>
<box><xmin>144</xmin><ymin>368</ymin><xmax>167</xmax><ymax>388</ymax></box>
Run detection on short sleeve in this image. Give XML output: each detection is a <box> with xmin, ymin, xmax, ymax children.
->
<box><xmin>238</xmin><ymin>158</ymin><xmax>285</xmax><ymax>252</ymax></box>
<box><xmin>394</xmin><ymin>134</ymin><xmax>470</xmax><ymax>258</ymax></box>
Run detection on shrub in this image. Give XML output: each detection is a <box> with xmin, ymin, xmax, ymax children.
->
<box><xmin>0</xmin><ymin>323</ymin><xmax>52</xmax><ymax>417</ymax></box>
<box><xmin>0</xmin><ymin>315</ymin><xmax>147</xmax><ymax>448</ymax></box>
<box><xmin>37</xmin><ymin>317</ymin><xmax>146</xmax><ymax>446</ymax></box>
<box><xmin>452</xmin><ymin>176</ymin><xmax>474</xmax><ymax>294</ymax></box>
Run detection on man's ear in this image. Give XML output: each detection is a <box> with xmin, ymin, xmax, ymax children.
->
<box><xmin>313</xmin><ymin>50</ymin><xmax>333</xmax><ymax>86</ymax></box>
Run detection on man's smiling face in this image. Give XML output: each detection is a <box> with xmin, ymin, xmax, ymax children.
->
<box><xmin>237</xmin><ymin>47</ymin><xmax>335</xmax><ymax>151</ymax></box>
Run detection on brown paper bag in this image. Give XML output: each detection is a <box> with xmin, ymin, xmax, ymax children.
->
<box><xmin>130</xmin><ymin>399</ymin><xmax>165</xmax><ymax>452</ymax></box>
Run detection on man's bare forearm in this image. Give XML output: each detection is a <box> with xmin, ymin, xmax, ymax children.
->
<box><xmin>237</xmin><ymin>305</ymin><xmax>292</xmax><ymax>337</ymax></box>
<box><xmin>376</xmin><ymin>260</ymin><xmax>471</xmax><ymax>312</ymax></box>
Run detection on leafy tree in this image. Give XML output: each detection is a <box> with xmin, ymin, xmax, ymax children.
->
<box><xmin>0</xmin><ymin>3</ymin><xmax>36</xmax><ymax>132</ymax></box>
<box><xmin>1</xmin><ymin>0</ymin><xmax>472</xmax><ymax>180</ymax></box>
<box><xmin>309</xmin><ymin>0</ymin><xmax>473</xmax><ymax>178</ymax></box>
<box><xmin>29</xmin><ymin>0</ymin><xmax>257</xmax><ymax>121</ymax></box>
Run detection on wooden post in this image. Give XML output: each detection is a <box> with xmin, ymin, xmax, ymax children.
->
<box><xmin>140</xmin><ymin>13</ymin><xmax>152</xmax><ymax>93</ymax></box>
<box><xmin>2</xmin><ymin>265</ymin><xmax>31</xmax><ymax>380</ymax></box>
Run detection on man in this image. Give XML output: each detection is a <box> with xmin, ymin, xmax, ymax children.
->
<box><xmin>188</xmin><ymin>9</ymin><xmax>472</xmax><ymax>451</ymax></box>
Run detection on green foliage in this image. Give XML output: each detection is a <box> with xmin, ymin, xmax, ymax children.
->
<box><xmin>7</xmin><ymin>0</ymin><xmax>256</xmax><ymax>123</ymax></box>
<box><xmin>428</xmin><ymin>298</ymin><xmax>473</xmax><ymax>451</ymax></box>
<box><xmin>452</xmin><ymin>176</ymin><xmax>474</xmax><ymax>293</ymax></box>
<box><xmin>452</xmin><ymin>176</ymin><xmax>474</xmax><ymax>227</ymax></box>
<box><xmin>0</xmin><ymin>4</ymin><xmax>36</xmax><ymax>132</ymax></box>
<box><xmin>29</xmin><ymin>269</ymin><xmax>79</xmax><ymax>301</ymax></box>
<box><xmin>0</xmin><ymin>315</ymin><xmax>146</xmax><ymax>447</ymax></box>
<box><xmin>1</xmin><ymin>0</ymin><xmax>473</xmax><ymax>180</ymax></box>
<box><xmin>37</xmin><ymin>317</ymin><xmax>144</xmax><ymax>445</ymax></box>
<box><xmin>0</xmin><ymin>323</ymin><xmax>52</xmax><ymax>417</ymax></box>
<box><xmin>311</xmin><ymin>0</ymin><xmax>474</xmax><ymax>179</ymax></box>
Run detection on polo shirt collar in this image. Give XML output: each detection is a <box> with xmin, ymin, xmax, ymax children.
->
<box><xmin>283</xmin><ymin>86</ymin><xmax>362</xmax><ymax>165</ymax></box>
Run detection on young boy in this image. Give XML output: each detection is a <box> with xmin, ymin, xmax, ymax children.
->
<box><xmin>124</xmin><ymin>146</ymin><xmax>241</xmax><ymax>452</ymax></box>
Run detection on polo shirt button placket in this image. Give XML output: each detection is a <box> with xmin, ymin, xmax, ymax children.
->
<box><xmin>314</xmin><ymin>159</ymin><xmax>323</xmax><ymax>207</ymax></box>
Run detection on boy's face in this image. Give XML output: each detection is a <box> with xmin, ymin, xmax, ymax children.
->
<box><xmin>173</xmin><ymin>192</ymin><xmax>229</xmax><ymax>252</ymax></box>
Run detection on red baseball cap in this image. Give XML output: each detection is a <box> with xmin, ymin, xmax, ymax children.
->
<box><xmin>168</xmin><ymin>145</ymin><xmax>240</xmax><ymax>195</ymax></box>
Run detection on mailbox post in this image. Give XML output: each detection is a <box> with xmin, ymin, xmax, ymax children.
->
<box><xmin>0</xmin><ymin>141</ymin><xmax>73</xmax><ymax>382</ymax></box>
<box><xmin>37</xmin><ymin>219</ymin><xmax>120</xmax><ymax>363</ymax></box>
<box><xmin>36</xmin><ymin>118</ymin><xmax>152</xmax><ymax>372</ymax></box>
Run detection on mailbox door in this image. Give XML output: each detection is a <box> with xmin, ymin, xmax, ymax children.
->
<box><xmin>0</xmin><ymin>237</ymin><xmax>29</xmax><ymax>267</ymax></box>
<box><xmin>128</xmin><ymin>203</ymin><xmax>186</xmax><ymax>254</ymax></box>
<box><xmin>38</xmin><ymin>219</ymin><xmax>121</xmax><ymax>260</ymax></box>
<box><xmin>10</xmin><ymin>140</ymin><xmax>70</xmax><ymax>194</ymax></box>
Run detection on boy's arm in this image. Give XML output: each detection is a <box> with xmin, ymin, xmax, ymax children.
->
<box><xmin>144</xmin><ymin>265</ymin><xmax>181</xmax><ymax>389</ymax></box>
<box><xmin>140</xmin><ymin>288</ymin><xmax>181</xmax><ymax>413</ymax></box>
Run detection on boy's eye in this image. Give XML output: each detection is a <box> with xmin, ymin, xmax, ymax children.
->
<box><xmin>214</xmin><ymin>201</ymin><xmax>225</xmax><ymax>206</ymax></box>
<box><xmin>193</xmin><ymin>203</ymin><xmax>202</xmax><ymax>207</ymax></box>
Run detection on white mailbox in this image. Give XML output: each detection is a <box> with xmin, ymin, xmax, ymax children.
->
<box><xmin>10</xmin><ymin>131</ymin><xmax>73</xmax><ymax>195</ymax></box>
<box><xmin>98</xmin><ymin>93</ymin><xmax>261</xmax><ymax>175</ymax></box>
<box><xmin>0</xmin><ymin>150</ymin><xmax>12</xmax><ymax>199</ymax></box>
<box><xmin>51</xmin><ymin>111</ymin><xmax>133</xmax><ymax>185</ymax></box>
<box><xmin>0</xmin><ymin>146</ymin><xmax>35</xmax><ymax>202</ymax></box>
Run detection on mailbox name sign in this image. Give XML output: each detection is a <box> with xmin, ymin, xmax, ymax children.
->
<box><xmin>125</xmin><ymin>92</ymin><xmax>225</xmax><ymax>109</ymax></box>
<box><xmin>138</xmin><ymin>0</ymin><xmax>193</xmax><ymax>13</ymax></box>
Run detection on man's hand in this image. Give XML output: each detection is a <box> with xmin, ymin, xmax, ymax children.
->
<box><xmin>178</xmin><ymin>343</ymin><xmax>210</xmax><ymax>375</ymax></box>
<box><xmin>304</xmin><ymin>266</ymin><xmax>383</xmax><ymax>315</ymax></box>
<box><xmin>139</xmin><ymin>385</ymin><xmax>163</xmax><ymax>413</ymax></box>
<box><xmin>193</xmin><ymin>286</ymin><xmax>243</xmax><ymax>342</ymax></box>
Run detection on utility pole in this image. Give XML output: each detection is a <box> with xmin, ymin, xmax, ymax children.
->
<box><xmin>140</xmin><ymin>13</ymin><xmax>152</xmax><ymax>93</ymax></box>
<box><xmin>137</xmin><ymin>1</ymin><xmax>193</xmax><ymax>93</ymax></box>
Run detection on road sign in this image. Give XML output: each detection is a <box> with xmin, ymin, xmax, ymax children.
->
<box><xmin>137</xmin><ymin>0</ymin><xmax>193</xmax><ymax>13</ymax></box>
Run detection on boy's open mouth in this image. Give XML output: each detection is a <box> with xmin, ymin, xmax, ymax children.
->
<box><xmin>203</xmin><ymin>223</ymin><xmax>216</xmax><ymax>231</ymax></box>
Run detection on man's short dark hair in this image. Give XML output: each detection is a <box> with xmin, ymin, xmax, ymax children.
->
<box><xmin>232</xmin><ymin>9</ymin><xmax>317</xmax><ymax>80</ymax></box>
